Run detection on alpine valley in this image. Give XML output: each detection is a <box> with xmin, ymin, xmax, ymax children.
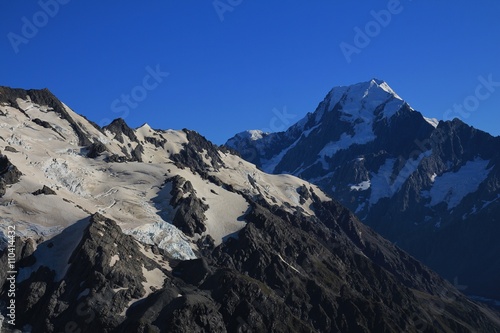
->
<box><xmin>227</xmin><ymin>79</ymin><xmax>500</xmax><ymax>307</ymax></box>
<box><xmin>0</xmin><ymin>85</ymin><xmax>499</xmax><ymax>332</ymax></box>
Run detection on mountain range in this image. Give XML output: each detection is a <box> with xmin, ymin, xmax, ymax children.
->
<box><xmin>0</xmin><ymin>85</ymin><xmax>499</xmax><ymax>332</ymax></box>
<box><xmin>226</xmin><ymin>79</ymin><xmax>500</xmax><ymax>304</ymax></box>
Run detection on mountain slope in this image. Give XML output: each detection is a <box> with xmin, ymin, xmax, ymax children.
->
<box><xmin>1</xmin><ymin>86</ymin><xmax>500</xmax><ymax>332</ymax></box>
<box><xmin>226</xmin><ymin>79</ymin><xmax>500</xmax><ymax>302</ymax></box>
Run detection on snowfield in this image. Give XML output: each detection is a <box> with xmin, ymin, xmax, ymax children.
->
<box><xmin>0</xmin><ymin>96</ymin><xmax>331</xmax><ymax>266</ymax></box>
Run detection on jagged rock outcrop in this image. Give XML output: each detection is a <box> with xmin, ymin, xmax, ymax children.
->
<box><xmin>170</xmin><ymin>129</ymin><xmax>224</xmax><ymax>177</ymax></box>
<box><xmin>86</xmin><ymin>141</ymin><xmax>108</xmax><ymax>158</ymax></box>
<box><xmin>104</xmin><ymin>118</ymin><xmax>138</xmax><ymax>144</ymax></box>
<box><xmin>0</xmin><ymin>154</ymin><xmax>22</xmax><ymax>197</ymax></box>
<box><xmin>168</xmin><ymin>175</ymin><xmax>208</xmax><ymax>237</ymax></box>
<box><xmin>13</xmin><ymin>214</ymin><xmax>169</xmax><ymax>332</ymax></box>
<box><xmin>32</xmin><ymin>185</ymin><xmax>56</xmax><ymax>196</ymax></box>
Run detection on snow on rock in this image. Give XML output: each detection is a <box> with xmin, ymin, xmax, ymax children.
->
<box><xmin>216</xmin><ymin>152</ymin><xmax>330</xmax><ymax>215</ymax></box>
<box><xmin>428</xmin><ymin>158</ymin><xmax>493</xmax><ymax>209</ymax></box>
<box><xmin>141</xmin><ymin>265</ymin><xmax>166</xmax><ymax>298</ymax></box>
<box><xmin>109</xmin><ymin>254</ymin><xmax>119</xmax><ymax>267</ymax></box>
<box><xmin>165</xmin><ymin>165</ymin><xmax>250</xmax><ymax>245</ymax></box>
<box><xmin>350</xmin><ymin>180</ymin><xmax>371</xmax><ymax>191</ymax></box>
<box><xmin>247</xmin><ymin>130</ymin><xmax>266</xmax><ymax>141</ymax></box>
<box><xmin>369</xmin><ymin>158</ymin><xmax>396</xmax><ymax>205</ymax></box>
<box><xmin>424</xmin><ymin>117</ymin><xmax>439</xmax><ymax>128</ymax></box>
<box><xmin>43</xmin><ymin>158</ymin><xmax>88</xmax><ymax>196</ymax></box>
<box><xmin>17</xmin><ymin>217</ymin><xmax>90</xmax><ymax>283</ymax></box>
<box><xmin>318</xmin><ymin>80</ymin><xmax>406</xmax><ymax>164</ymax></box>
<box><xmin>369</xmin><ymin>151</ymin><xmax>431</xmax><ymax>205</ymax></box>
<box><xmin>125</xmin><ymin>221</ymin><xmax>196</xmax><ymax>260</ymax></box>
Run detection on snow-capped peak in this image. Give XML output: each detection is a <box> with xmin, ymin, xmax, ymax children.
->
<box><xmin>233</xmin><ymin>129</ymin><xmax>267</xmax><ymax>141</ymax></box>
<box><xmin>371</xmin><ymin>79</ymin><xmax>403</xmax><ymax>100</ymax></box>
<box><xmin>138</xmin><ymin>123</ymin><xmax>152</xmax><ymax>131</ymax></box>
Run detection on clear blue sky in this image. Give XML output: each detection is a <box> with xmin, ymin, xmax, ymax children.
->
<box><xmin>2</xmin><ymin>1</ymin><xmax>499</xmax><ymax>144</ymax></box>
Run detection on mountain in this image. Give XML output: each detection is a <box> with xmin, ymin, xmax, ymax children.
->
<box><xmin>1</xmin><ymin>86</ymin><xmax>500</xmax><ymax>332</ymax></box>
<box><xmin>226</xmin><ymin>79</ymin><xmax>500</xmax><ymax>304</ymax></box>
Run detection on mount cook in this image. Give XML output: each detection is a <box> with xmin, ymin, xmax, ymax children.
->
<box><xmin>227</xmin><ymin>79</ymin><xmax>500</xmax><ymax>304</ymax></box>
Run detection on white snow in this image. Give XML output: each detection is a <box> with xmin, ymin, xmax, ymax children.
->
<box><xmin>216</xmin><ymin>152</ymin><xmax>331</xmax><ymax>216</ymax></box>
<box><xmin>424</xmin><ymin>117</ymin><xmax>439</xmax><ymax>128</ymax></box>
<box><xmin>17</xmin><ymin>217</ymin><xmax>90</xmax><ymax>283</ymax></box>
<box><xmin>137</xmin><ymin>242</ymin><xmax>171</xmax><ymax>271</ymax></box>
<box><xmin>260</xmin><ymin>133</ymin><xmax>303</xmax><ymax>173</ymax></box>
<box><xmin>428</xmin><ymin>158</ymin><xmax>492</xmax><ymax>209</ymax></box>
<box><xmin>430</xmin><ymin>173</ymin><xmax>437</xmax><ymax>182</ymax></box>
<box><xmin>369</xmin><ymin>151</ymin><xmax>431</xmax><ymax>205</ymax></box>
<box><xmin>318</xmin><ymin>80</ymin><xmax>406</xmax><ymax>165</ymax></box>
<box><xmin>247</xmin><ymin>130</ymin><xmax>265</xmax><ymax>140</ymax></box>
<box><xmin>141</xmin><ymin>265</ymin><xmax>165</xmax><ymax>297</ymax></box>
<box><xmin>1</xmin><ymin>93</ymin><xmax>334</xmax><ymax>293</ymax></box>
<box><xmin>277</xmin><ymin>254</ymin><xmax>301</xmax><ymax>274</ymax></box>
<box><xmin>110</xmin><ymin>254</ymin><xmax>120</xmax><ymax>267</ymax></box>
<box><xmin>121</xmin><ymin>264</ymin><xmax>167</xmax><ymax>316</ymax></box>
<box><xmin>350</xmin><ymin>180</ymin><xmax>371</xmax><ymax>191</ymax></box>
<box><xmin>369</xmin><ymin>158</ymin><xmax>396</xmax><ymax>205</ymax></box>
<box><xmin>125</xmin><ymin>221</ymin><xmax>196</xmax><ymax>260</ymax></box>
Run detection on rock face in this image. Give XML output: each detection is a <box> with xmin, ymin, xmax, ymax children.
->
<box><xmin>227</xmin><ymin>79</ymin><xmax>500</xmax><ymax>301</ymax></box>
<box><xmin>0</xmin><ymin>154</ymin><xmax>22</xmax><ymax>197</ymax></box>
<box><xmin>9</xmin><ymin>200</ymin><xmax>500</xmax><ymax>332</ymax></box>
<box><xmin>32</xmin><ymin>185</ymin><xmax>56</xmax><ymax>196</ymax></box>
<box><xmin>0</xmin><ymin>86</ymin><xmax>94</xmax><ymax>146</ymax></box>
<box><xmin>168</xmin><ymin>175</ymin><xmax>208</xmax><ymax>237</ymax></box>
<box><xmin>1</xmin><ymin>85</ymin><xmax>500</xmax><ymax>332</ymax></box>
<box><xmin>103</xmin><ymin>118</ymin><xmax>139</xmax><ymax>144</ymax></box>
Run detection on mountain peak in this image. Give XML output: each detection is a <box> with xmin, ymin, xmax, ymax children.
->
<box><xmin>322</xmin><ymin>79</ymin><xmax>407</xmax><ymax>123</ymax></box>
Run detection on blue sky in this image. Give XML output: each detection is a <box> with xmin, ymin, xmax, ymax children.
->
<box><xmin>1</xmin><ymin>1</ymin><xmax>499</xmax><ymax>144</ymax></box>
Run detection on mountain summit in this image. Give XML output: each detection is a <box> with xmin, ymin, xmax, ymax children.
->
<box><xmin>227</xmin><ymin>80</ymin><xmax>500</xmax><ymax>303</ymax></box>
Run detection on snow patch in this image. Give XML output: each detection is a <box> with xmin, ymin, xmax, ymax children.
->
<box><xmin>430</xmin><ymin>173</ymin><xmax>437</xmax><ymax>182</ymax></box>
<box><xmin>428</xmin><ymin>158</ymin><xmax>492</xmax><ymax>209</ymax></box>
<box><xmin>369</xmin><ymin>151</ymin><xmax>431</xmax><ymax>205</ymax></box>
<box><xmin>125</xmin><ymin>221</ymin><xmax>196</xmax><ymax>260</ymax></box>
<box><xmin>17</xmin><ymin>218</ymin><xmax>90</xmax><ymax>283</ymax></box>
<box><xmin>43</xmin><ymin>158</ymin><xmax>88</xmax><ymax>196</ymax></box>
<box><xmin>277</xmin><ymin>254</ymin><xmax>301</xmax><ymax>274</ymax></box>
<box><xmin>350</xmin><ymin>180</ymin><xmax>371</xmax><ymax>191</ymax></box>
<box><xmin>110</xmin><ymin>254</ymin><xmax>119</xmax><ymax>267</ymax></box>
<box><xmin>424</xmin><ymin>117</ymin><xmax>439</xmax><ymax>128</ymax></box>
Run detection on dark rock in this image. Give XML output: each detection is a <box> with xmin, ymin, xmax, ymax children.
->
<box><xmin>172</xmin><ymin>195</ymin><xmax>208</xmax><ymax>237</ymax></box>
<box><xmin>106</xmin><ymin>154</ymin><xmax>130</xmax><ymax>163</ymax></box>
<box><xmin>3</xmin><ymin>146</ymin><xmax>17</xmax><ymax>153</ymax></box>
<box><xmin>167</xmin><ymin>175</ymin><xmax>208</xmax><ymax>237</ymax></box>
<box><xmin>173</xmin><ymin>258</ymin><xmax>212</xmax><ymax>286</ymax></box>
<box><xmin>0</xmin><ymin>154</ymin><xmax>22</xmax><ymax>197</ymax></box>
<box><xmin>170</xmin><ymin>129</ymin><xmax>225</xmax><ymax>178</ymax></box>
<box><xmin>9</xmin><ymin>214</ymin><xmax>168</xmax><ymax>332</ymax></box>
<box><xmin>86</xmin><ymin>141</ymin><xmax>107</xmax><ymax>158</ymax></box>
<box><xmin>32</xmin><ymin>185</ymin><xmax>56</xmax><ymax>196</ymax></box>
<box><xmin>104</xmin><ymin>118</ymin><xmax>138</xmax><ymax>144</ymax></box>
<box><xmin>32</xmin><ymin>118</ymin><xmax>52</xmax><ymax>129</ymax></box>
<box><xmin>132</xmin><ymin>144</ymin><xmax>144</xmax><ymax>162</ymax></box>
<box><xmin>144</xmin><ymin>136</ymin><xmax>167</xmax><ymax>148</ymax></box>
